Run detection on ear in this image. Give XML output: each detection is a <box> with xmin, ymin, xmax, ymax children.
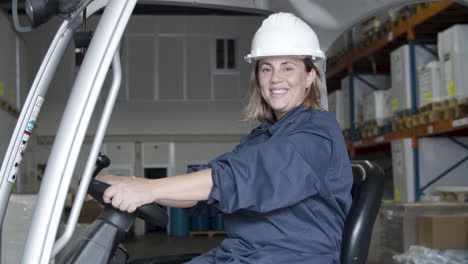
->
<box><xmin>306</xmin><ymin>69</ymin><xmax>316</xmax><ymax>88</ymax></box>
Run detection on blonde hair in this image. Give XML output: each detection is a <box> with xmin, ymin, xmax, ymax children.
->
<box><xmin>243</xmin><ymin>58</ymin><xmax>322</xmax><ymax>122</ymax></box>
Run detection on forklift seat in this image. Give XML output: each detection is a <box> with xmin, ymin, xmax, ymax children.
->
<box><xmin>341</xmin><ymin>160</ymin><xmax>384</xmax><ymax>264</ymax></box>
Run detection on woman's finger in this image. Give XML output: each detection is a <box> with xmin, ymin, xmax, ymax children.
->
<box><xmin>103</xmin><ymin>185</ymin><xmax>117</xmax><ymax>203</ymax></box>
<box><xmin>111</xmin><ymin>193</ymin><xmax>123</xmax><ymax>209</ymax></box>
<box><xmin>128</xmin><ymin>204</ymin><xmax>137</xmax><ymax>213</ymax></box>
<box><xmin>119</xmin><ymin>200</ymin><xmax>130</xmax><ymax>212</ymax></box>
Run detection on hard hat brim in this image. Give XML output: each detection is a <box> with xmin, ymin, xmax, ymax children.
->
<box><xmin>244</xmin><ymin>52</ymin><xmax>325</xmax><ymax>64</ymax></box>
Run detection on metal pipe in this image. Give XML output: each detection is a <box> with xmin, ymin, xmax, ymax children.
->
<box><xmin>21</xmin><ymin>0</ymin><xmax>137</xmax><ymax>262</ymax></box>
<box><xmin>51</xmin><ymin>48</ymin><xmax>122</xmax><ymax>258</ymax></box>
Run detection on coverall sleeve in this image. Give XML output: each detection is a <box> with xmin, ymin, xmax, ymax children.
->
<box><xmin>184</xmin><ymin>143</ymin><xmax>244</xmax><ymax>216</ymax></box>
<box><xmin>183</xmin><ymin>165</ymin><xmax>220</xmax><ymax>216</ymax></box>
<box><xmin>206</xmin><ymin>132</ymin><xmax>332</xmax><ymax>214</ymax></box>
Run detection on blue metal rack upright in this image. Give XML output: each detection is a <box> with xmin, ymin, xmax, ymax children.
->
<box><xmin>408</xmin><ymin>37</ymin><xmax>421</xmax><ymax>201</ymax></box>
<box><xmin>408</xmin><ymin>37</ymin><xmax>438</xmax><ymax>200</ymax></box>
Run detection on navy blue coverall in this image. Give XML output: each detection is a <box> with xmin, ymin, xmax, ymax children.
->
<box><xmin>186</xmin><ymin>106</ymin><xmax>353</xmax><ymax>264</ymax></box>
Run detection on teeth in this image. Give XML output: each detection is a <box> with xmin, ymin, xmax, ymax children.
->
<box><xmin>272</xmin><ymin>89</ymin><xmax>287</xmax><ymax>94</ymax></box>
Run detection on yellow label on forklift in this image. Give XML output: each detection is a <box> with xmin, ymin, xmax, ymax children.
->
<box><xmin>392</xmin><ymin>98</ymin><xmax>399</xmax><ymax>111</ymax></box>
<box><xmin>0</xmin><ymin>82</ymin><xmax>4</xmax><ymax>96</ymax></box>
<box><xmin>424</xmin><ymin>90</ymin><xmax>432</xmax><ymax>103</ymax></box>
<box><xmin>395</xmin><ymin>189</ymin><xmax>401</xmax><ymax>201</ymax></box>
<box><xmin>448</xmin><ymin>81</ymin><xmax>456</xmax><ymax>96</ymax></box>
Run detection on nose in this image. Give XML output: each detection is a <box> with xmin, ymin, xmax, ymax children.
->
<box><xmin>271</xmin><ymin>69</ymin><xmax>283</xmax><ymax>84</ymax></box>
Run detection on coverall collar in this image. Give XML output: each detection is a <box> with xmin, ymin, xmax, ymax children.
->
<box><xmin>265</xmin><ymin>106</ymin><xmax>306</xmax><ymax>135</ymax></box>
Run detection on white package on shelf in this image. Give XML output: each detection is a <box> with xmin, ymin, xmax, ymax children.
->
<box><xmin>418</xmin><ymin>61</ymin><xmax>443</xmax><ymax>107</ymax></box>
<box><xmin>341</xmin><ymin>74</ymin><xmax>390</xmax><ymax>129</ymax></box>
<box><xmin>327</xmin><ymin>90</ymin><xmax>346</xmax><ymax>129</ymax></box>
<box><xmin>438</xmin><ymin>24</ymin><xmax>468</xmax><ymax>100</ymax></box>
<box><xmin>390</xmin><ymin>44</ymin><xmax>437</xmax><ymax>113</ymax></box>
<box><xmin>391</xmin><ymin>138</ymin><xmax>415</xmax><ymax>203</ymax></box>
<box><xmin>362</xmin><ymin>90</ymin><xmax>391</xmax><ymax>124</ymax></box>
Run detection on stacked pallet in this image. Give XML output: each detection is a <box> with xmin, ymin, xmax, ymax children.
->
<box><xmin>391</xmin><ymin>97</ymin><xmax>468</xmax><ymax>132</ymax></box>
<box><xmin>417</xmin><ymin>102</ymin><xmax>444</xmax><ymax>125</ymax></box>
<box><xmin>359</xmin><ymin>121</ymin><xmax>379</xmax><ymax>139</ymax></box>
<box><xmin>390</xmin><ymin>97</ymin><xmax>468</xmax><ymax>132</ymax></box>
<box><xmin>418</xmin><ymin>97</ymin><xmax>468</xmax><ymax>126</ymax></box>
<box><xmin>391</xmin><ymin>110</ymin><xmax>412</xmax><ymax>131</ymax></box>
<box><xmin>437</xmin><ymin>187</ymin><xmax>468</xmax><ymax>203</ymax></box>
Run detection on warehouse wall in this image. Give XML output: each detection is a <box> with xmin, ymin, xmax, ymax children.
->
<box><xmin>0</xmin><ymin>11</ymin><xmax>19</xmax><ymax>161</ymax></box>
<box><xmin>13</xmin><ymin>15</ymin><xmax>262</xmax><ymax>229</ymax></box>
<box><xmin>0</xmin><ymin>110</ymin><xmax>17</xmax><ymax>161</ymax></box>
<box><xmin>1</xmin><ymin>11</ymin><xmax>38</xmax><ymax>262</ymax></box>
<box><xmin>173</xmin><ymin>142</ymin><xmax>237</xmax><ymax>175</ymax></box>
<box><xmin>0</xmin><ymin>11</ymin><xmax>32</xmax><ymax>189</ymax></box>
<box><xmin>21</xmin><ymin>15</ymin><xmax>264</xmax><ymax>137</ymax></box>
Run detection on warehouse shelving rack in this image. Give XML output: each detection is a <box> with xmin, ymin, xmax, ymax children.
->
<box><xmin>327</xmin><ymin>1</ymin><xmax>468</xmax><ymax>201</ymax></box>
<box><xmin>326</xmin><ymin>1</ymin><xmax>457</xmax><ymax>79</ymax></box>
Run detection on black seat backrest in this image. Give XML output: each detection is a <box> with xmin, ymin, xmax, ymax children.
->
<box><xmin>341</xmin><ymin>160</ymin><xmax>384</xmax><ymax>264</ymax></box>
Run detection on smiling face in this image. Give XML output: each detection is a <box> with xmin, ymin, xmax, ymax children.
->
<box><xmin>257</xmin><ymin>56</ymin><xmax>316</xmax><ymax>120</ymax></box>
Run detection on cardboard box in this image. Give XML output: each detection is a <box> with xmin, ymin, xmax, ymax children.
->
<box><xmin>380</xmin><ymin>203</ymin><xmax>468</xmax><ymax>264</ymax></box>
<box><xmin>418</xmin><ymin>214</ymin><xmax>468</xmax><ymax>249</ymax></box>
<box><xmin>78</xmin><ymin>200</ymin><xmax>103</xmax><ymax>223</ymax></box>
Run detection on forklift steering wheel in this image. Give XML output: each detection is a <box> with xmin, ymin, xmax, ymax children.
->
<box><xmin>87</xmin><ymin>153</ymin><xmax>168</xmax><ymax>228</ymax></box>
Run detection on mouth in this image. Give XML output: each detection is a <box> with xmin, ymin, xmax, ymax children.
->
<box><xmin>270</xmin><ymin>88</ymin><xmax>288</xmax><ymax>96</ymax></box>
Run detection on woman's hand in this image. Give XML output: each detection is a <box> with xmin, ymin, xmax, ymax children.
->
<box><xmin>96</xmin><ymin>174</ymin><xmax>158</xmax><ymax>213</ymax></box>
<box><xmin>94</xmin><ymin>169</ymin><xmax>213</xmax><ymax>213</ymax></box>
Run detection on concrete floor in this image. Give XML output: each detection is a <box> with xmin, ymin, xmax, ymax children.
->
<box><xmin>123</xmin><ymin>232</ymin><xmax>224</xmax><ymax>261</ymax></box>
<box><xmin>122</xmin><ymin>232</ymin><xmax>382</xmax><ymax>263</ymax></box>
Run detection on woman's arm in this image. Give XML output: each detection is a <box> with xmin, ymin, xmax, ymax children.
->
<box><xmin>155</xmin><ymin>200</ymin><xmax>198</xmax><ymax>208</ymax></box>
<box><xmin>151</xmin><ymin>169</ymin><xmax>213</xmax><ymax>201</ymax></box>
<box><xmin>96</xmin><ymin>168</ymin><xmax>213</xmax><ymax>213</ymax></box>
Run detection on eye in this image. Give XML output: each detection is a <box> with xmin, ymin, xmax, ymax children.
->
<box><xmin>284</xmin><ymin>66</ymin><xmax>294</xmax><ymax>71</ymax></box>
<box><xmin>261</xmin><ymin>67</ymin><xmax>271</xmax><ymax>73</ymax></box>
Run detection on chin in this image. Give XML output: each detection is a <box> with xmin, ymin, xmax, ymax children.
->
<box><xmin>271</xmin><ymin>106</ymin><xmax>286</xmax><ymax>113</ymax></box>
<box><xmin>272</xmin><ymin>107</ymin><xmax>289</xmax><ymax>115</ymax></box>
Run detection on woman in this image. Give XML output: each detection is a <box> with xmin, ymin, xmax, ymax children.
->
<box><xmin>98</xmin><ymin>12</ymin><xmax>352</xmax><ymax>264</ymax></box>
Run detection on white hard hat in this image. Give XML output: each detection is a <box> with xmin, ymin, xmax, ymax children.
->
<box><xmin>245</xmin><ymin>12</ymin><xmax>325</xmax><ymax>63</ymax></box>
